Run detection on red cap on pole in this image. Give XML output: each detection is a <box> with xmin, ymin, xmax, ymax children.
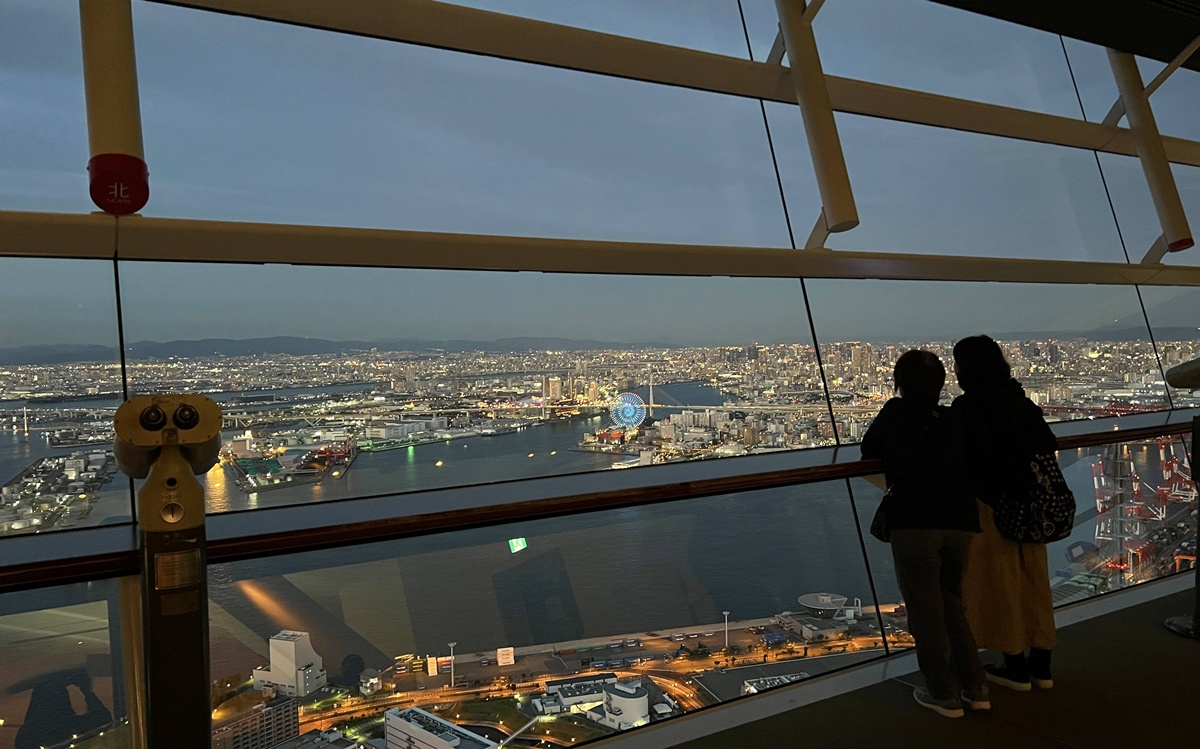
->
<box><xmin>88</xmin><ymin>153</ymin><xmax>149</xmax><ymax>215</ymax></box>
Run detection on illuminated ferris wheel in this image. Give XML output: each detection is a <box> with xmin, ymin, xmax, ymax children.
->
<box><xmin>610</xmin><ymin>392</ymin><xmax>648</xmax><ymax>429</ymax></box>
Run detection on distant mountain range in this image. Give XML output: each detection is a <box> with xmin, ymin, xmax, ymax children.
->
<box><xmin>0</xmin><ymin>329</ymin><xmax>1196</xmax><ymax>366</ymax></box>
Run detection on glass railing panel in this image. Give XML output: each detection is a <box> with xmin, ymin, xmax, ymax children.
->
<box><xmin>775</xmin><ymin>0</ymin><xmax>1083</xmax><ymax>117</ymax></box>
<box><xmin>0</xmin><ymin>0</ymin><xmax>91</xmax><ymax>214</ymax></box>
<box><xmin>845</xmin><ymin>476</ymin><xmax>910</xmax><ymax>653</ymax></box>
<box><xmin>767</xmin><ymin>113</ymin><xmax>1131</xmax><ymax>262</ymax></box>
<box><xmin>116</xmin><ymin>263</ymin><xmax>827</xmax><ymax>512</ymax></box>
<box><xmin>207</xmin><ymin>480</ymin><xmax>883</xmax><ymax>744</ymax></box>
<box><xmin>132</xmin><ymin>2</ymin><xmax>793</xmax><ymax>247</ymax></box>
<box><xmin>804</xmin><ymin>280</ymin><xmax>1169</xmax><ymax>443</ymax></box>
<box><xmin>1049</xmin><ymin>431</ymin><xmax>1196</xmax><ymax>605</ymax></box>
<box><xmin>0</xmin><ymin>258</ymin><xmax>131</xmax><ymax>538</ymax></box>
<box><xmin>435</xmin><ymin>0</ymin><xmax>754</xmax><ymax>59</ymax></box>
<box><xmin>0</xmin><ymin>578</ymin><xmax>135</xmax><ymax>749</ymax></box>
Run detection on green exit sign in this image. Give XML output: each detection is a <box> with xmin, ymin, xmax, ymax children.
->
<box><xmin>508</xmin><ymin>537</ymin><xmax>528</xmax><ymax>554</ymax></box>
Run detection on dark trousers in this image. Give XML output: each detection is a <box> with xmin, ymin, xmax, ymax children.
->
<box><xmin>891</xmin><ymin>529</ymin><xmax>986</xmax><ymax>700</ymax></box>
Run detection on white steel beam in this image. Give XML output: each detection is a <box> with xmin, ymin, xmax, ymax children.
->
<box><xmin>80</xmin><ymin>0</ymin><xmax>149</xmax><ymax>215</ymax></box>
<box><xmin>774</xmin><ymin>0</ymin><xmax>858</xmax><ymax>233</ymax></box>
<box><xmin>766</xmin><ymin>28</ymin><xmax>786</xmax><ymax>65</ymax></box>
<box><xmin>0</xmin><ymin>211</ymin><xmax>116</xmax><ymax>259</ymax></box>
<box><xmin>1109</xmin><ymin>49</ymin><xmax>1194</xmax><ymax>258</ymax></box>
<box><xmin>5</xmin><ymin>211</ymin><xmax>1200</xmax><ymax>286</ymax></box>
<box><xmin>155</xmin><ymin>1</ymin><xmax>1200</xmax><ymax>167</ymax></box>
<box><xmin>1103</xmin><ymin>33</ymin><xmax>1200</xmax><ymax>126</ymax></box>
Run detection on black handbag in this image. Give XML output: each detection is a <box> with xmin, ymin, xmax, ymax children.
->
<box><xmin>992</xmin><ymin>451</ymin><xmax>1076</xmax><ymax>544</ymax></box>
<box><xmin>869</xmin><ymin>490</ymin><xmax>893</xmax><ymax>543</ymax></box>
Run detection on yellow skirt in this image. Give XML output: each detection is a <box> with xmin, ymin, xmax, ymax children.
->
<box><xmin>963</xmin><ymin>500</ymin><xmax>1058</xmax><ymax>652</ymax></box>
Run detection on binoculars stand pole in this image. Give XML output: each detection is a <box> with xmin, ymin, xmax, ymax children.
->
<box><xmin>137</xmin><ymin>445</ymin><xmax>211</xmax><ymax>747</ymax></box>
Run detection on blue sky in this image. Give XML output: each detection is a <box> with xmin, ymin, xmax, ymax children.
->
<box><xmin>1</xmin><ymin>0</ymin><xmax>1199</xmax><ymax>347</ymax></box>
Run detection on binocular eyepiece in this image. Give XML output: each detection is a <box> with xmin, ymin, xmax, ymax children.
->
<box><xmin>114</xmin><ymin>395</ymin><xmax>224</xmax><ymax>479</ymax></box>
<box><xmin>138</xmin><ymin>404</ymin><xmax>201</xmax><ymax>432</ymax></box>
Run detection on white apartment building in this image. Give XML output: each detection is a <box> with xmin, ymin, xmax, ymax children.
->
<box><xmin>252</xmin><ymin>631</ymin><xmax>327</xmax><ymax>698</ymax></box>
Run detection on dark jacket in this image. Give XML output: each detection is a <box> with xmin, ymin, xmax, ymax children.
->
<box><xmin>860</xmin><ymin>397</ymin><xmax>980</xmax><ymax>532</ymax></box>
<box><xmin>951</xmin><ymin>379</ymin><xmax>1058</xmax><ymax>507</ymax></box>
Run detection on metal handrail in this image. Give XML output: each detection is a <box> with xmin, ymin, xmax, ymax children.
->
<box><xmin>0</xmin><ymin>419</ymin><xmax>1191</xmax><ymax>594</ymax></box>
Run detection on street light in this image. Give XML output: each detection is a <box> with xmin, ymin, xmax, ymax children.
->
<box><xmin>448</xmin><ymin>642</ymin><xmax>457</xmax><ymax>688</ymax></box>
<box><xmin>722</xmin><ymin>611</ymin><xmax>730</xmax><ymax>654</ymax></box>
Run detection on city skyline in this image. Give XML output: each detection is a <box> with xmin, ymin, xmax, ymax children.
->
<box><xmin>3</xmin><ymin>1</ymin><xmax>1200</xmax><ymax>351</ymax></box>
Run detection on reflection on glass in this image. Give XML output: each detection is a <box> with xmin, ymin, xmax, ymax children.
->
<box><xmin>0</xmin><ymin>259</ymin><xmax>130</xmax><ymax>537</ymax></box>
<box><xmin>0</xmin><ymin>0</ymin><xmax>91</xmax><ymax>213</ymax></box>
<box><xmin>0</xmin><ymin>579</ymin><xmax>132</xmax><ymax>749</ymax></box>
<box><xmin>133</xmin><ymin>2</ymin><xmax>791</xmax><ymax>247</ymax></box>
<box><xmin>805</xmin><ymin>280</ymin><xmax>1170</xmax><ymax>443</ymax></box>
<box><xmin>207</xmin><ymin>482</ymin><xmax>884</xmax><ymax>742</ymax></box>
<box><xmin>438</xmin><ymin>0</ymin><xmax>752</xmax><ymax>59</ymax></box>
<box><xmin>118</xmin><ymin>263</ymin><xmax>818</xmax><ymax>511</ymax></box>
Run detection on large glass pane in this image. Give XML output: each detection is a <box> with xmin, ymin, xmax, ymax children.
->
<box><xmin>1099</xmin><ymin>153</ymin><xmax>1200</xmax><ymax>267</ymax></box>
<box><xmin>133</xmin><ymin>2</ymin><xmax>792</xmax><ymax>247</ymax></box>
<box><xmin>118</xmin><ymin>262</ymin><xmax>827</xmax><ymax>512</ymax></box>
<box><xmin>208</xmin><ymin>481</ymin><xmax>883</xmax><ymax>743</ymax></box>
<box><xmin>0</xmin><ymin>578</ymin><xmax>133</xmax><ymax>749</ymax></box>
<box><xmin>805</xmin><ymin>280</ymin><xmax>1169</xmax><ymax>443</ymax></box>
<box><xmin>0</xmin><ymin>0</ymin><xmax>91</xmax><ymax>213</ymax></box>
<box><xmin>745</xmin><ymin>0</ymin><xmax>1082</xmax><ymax>116</ymax></box>
<box><xmin>1059</xmin><ymin>38</ymin><xmax>1118</xmax><ymax>123</ymax></box>
<box><xmin>1138</xmin><ymin>286</ymin><xmax>1200</xmax><ymax>409</ymax></box>
<box><xmin>768</xmin><ymin>111</ymin><xmax>1129</xmax><ymax>261</ymax></box>
<box><xmin>437</xmin><ymin>0</ymin><xmax>752</xmax><ymax>59</ymax></box>
<box><xmin>0</xmin><ymin>259</ymin><xmax>131</xmax><ymax>537</ymax></box>
<box><xmin>1137</xmin><ymin>58</ymin><xmax>1200</xmax><ymax>143</ymax></box>
<box><xmin>1061</xmin><ymin>41</ymin><xmax>1200</xmax><ymax>140</ymax></box>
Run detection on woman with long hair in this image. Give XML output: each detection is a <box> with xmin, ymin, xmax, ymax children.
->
<box><xmin>951</xmin><ymin>335</ymin><xmax>1057</xmax><ymax>691</ymax></box>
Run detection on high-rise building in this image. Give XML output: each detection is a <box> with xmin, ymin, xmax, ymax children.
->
<box><xmin>547</xmin><ymin>375</ymin><xmax>562</xmax><ymax>400</ymax></box>
<box><xmin>252</xmin><ymin>631</ymin><xmax>327</xmax><ymax>698</ymax></box>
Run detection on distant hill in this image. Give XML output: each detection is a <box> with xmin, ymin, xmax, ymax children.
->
<box><xmin>0</xmin><ymin>327</ymin><xmax>1195</xmax><ymax>366</ymax></box>
<box><xmin>0</xmin><ymin>344</ymin><xmax>117</xmax><ymax>365</ymax></box>
<box><xmin>991</xmin><ymin>327</ymin><xmax>1200</xmax><ymax>342</ymax></box>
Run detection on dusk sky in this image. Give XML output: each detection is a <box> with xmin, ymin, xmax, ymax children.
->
<box><xmin>1</xmin><ymin>0</ymin><xmax>1199</xmax><ymax>348</ymax></box>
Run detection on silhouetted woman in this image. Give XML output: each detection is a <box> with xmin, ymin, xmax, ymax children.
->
<box><xmin>951</xmin><ymin>335</ymin><xmax>1057</xmax><ymax>691</ymax></box>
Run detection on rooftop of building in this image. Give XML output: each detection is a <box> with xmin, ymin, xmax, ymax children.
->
<box><xmin>546</xmin><ymin>672</ymin><xmax>618</xmax><ymax>689</ymax></box>
<box><xmin>386</xmin><ymin>707</ymin><xmax>495</xmax><ymax>749</ymax></box>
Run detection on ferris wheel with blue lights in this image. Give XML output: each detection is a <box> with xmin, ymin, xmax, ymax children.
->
<box><xmin>610</xmin><ymin>392</ymin><xmax>648</xmax><ymax>429</ymax></box>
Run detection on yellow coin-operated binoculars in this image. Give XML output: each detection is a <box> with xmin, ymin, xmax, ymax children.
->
<box><xmin>114</xmin><ymin>395</ymin><xmax>222</xmax><ymax>747</ymax></box>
